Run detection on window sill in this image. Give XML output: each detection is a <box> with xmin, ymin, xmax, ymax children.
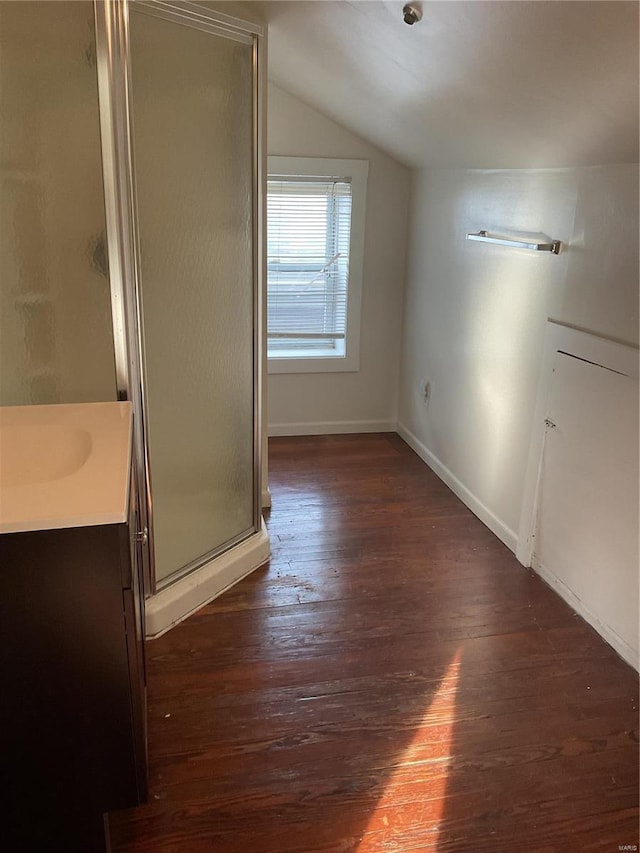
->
<box><xmin>267</xmin><ymin>351</ymin><xmax>359</xmax><ymax>374</ymax></box>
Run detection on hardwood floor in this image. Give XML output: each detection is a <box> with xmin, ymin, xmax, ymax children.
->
<box><xmin>110</xmin><ymin>433</ymin><xmax>639</xmax><ymax>852</ymax></box>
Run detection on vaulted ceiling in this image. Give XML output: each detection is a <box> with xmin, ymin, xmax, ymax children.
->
<box><xmin>248</xmin><ymin>0</ymin><xmax>639</xmax><ymax>169</ymax></box>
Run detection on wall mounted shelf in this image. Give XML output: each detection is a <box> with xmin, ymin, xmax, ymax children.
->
<box><xmin>466</xmin><ymin>230</ymin><xmax>562</xmax><ymax>255</ymax></box>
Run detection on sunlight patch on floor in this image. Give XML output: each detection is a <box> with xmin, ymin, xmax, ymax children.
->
<box><xmin>356</xmin><ymin>649</ymin><xmax>464</xmax><ymax>851</ymax></box>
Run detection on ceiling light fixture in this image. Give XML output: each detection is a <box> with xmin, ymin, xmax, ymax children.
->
<box><xmin>402</xmin><ymin>3</ymin><xmax>423</xmax><ymax>25</ymax></box>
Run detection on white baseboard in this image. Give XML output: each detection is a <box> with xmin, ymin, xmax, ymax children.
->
<box><xmin>268</xmin><ymin>420</ymin><xmax>397</xmax><ymax>437</ymax></box>
<box><xmin>262</xmin><ymin>486</ymin><xmax>272</xmax><ymax>508</ymax></box>
<box><xmin>532</xmin><ymin>556</ymin><xmax>639</xmax><ymax>672</ymax></box>
<box><xmin>397</xmin><ymin>422</ymin><xmax>518</xmax><ymax>554</ymax></box>
<box><xmin>145</xmin><ymin>521</ymin><xmax>270</xmax><ymax>639</ymax></box>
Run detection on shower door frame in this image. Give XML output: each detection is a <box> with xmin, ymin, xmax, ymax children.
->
<box><xmin>94</xmin><ymin>0</ymin><xmax>266</xmax><ymax>596</ymax></box>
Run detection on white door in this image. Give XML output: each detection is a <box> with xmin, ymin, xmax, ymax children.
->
<box><xmin>535</xmin><ymin>351</ymin><xmax>639</xmax><ymax>664</ymax></box>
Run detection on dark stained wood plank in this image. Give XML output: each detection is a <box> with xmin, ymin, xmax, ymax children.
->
<box><xmin>110</xmin><ymin>433</ymin><xmax>639</xmax><ymax>852</ymax></box>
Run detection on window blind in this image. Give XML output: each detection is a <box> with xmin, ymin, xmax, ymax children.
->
<box><xmin>267</xmin><ymin>175</ymin><xmax>352</xmax><ymax>355</ymax></box>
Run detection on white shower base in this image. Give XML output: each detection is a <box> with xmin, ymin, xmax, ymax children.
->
<box><xmin>145</xmin><ymin>519</ymin><xmax>270</xmax><ymax>638</ymax></box>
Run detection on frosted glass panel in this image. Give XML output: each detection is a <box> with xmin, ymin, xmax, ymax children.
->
<box><xmin>129</xmin><ymin>12</ymin><xmax>255</xmax><ymax>584</ymax></box>
<box><xmin>0</xmin><ymin>1</ymin><xmax>117</xmax><ymax>406</ymax></box>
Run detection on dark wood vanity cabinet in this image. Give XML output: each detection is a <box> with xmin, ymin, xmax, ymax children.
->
<box><xmin>0</xmin><ymin>511</ymin><xmax>147</xmax><ymax>850</ymax></box>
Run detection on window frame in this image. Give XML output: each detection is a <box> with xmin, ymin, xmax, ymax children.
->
<box><xmin>266</xmin><ymin>156</ymin><xmax>368</xmax><ymax>374</ymax></box>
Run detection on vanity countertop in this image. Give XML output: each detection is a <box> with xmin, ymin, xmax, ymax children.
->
<box><xmin>0</xmin><ymin>401</ymin><xmax>132</xmax><ymax>534</ymax></box>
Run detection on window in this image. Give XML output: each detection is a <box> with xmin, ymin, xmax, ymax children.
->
<box><xmin>267</xmin><ymin>157</ymin><xmax>368</xmax><ymax>373</ymax></box>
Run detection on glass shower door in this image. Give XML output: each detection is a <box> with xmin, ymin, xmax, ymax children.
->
<box><xmin>127</xmin><ymin>6</ymin><xmax>257</xmax><ymax>587</ymax></box>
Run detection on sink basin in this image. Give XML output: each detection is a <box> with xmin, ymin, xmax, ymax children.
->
<box><xmin>1</xmin><ymin>425</ymin><xmax>92</xmax><ymax>487</ymax></box>
<box><xmin>0</xmin><ymin>401</ymin><xmax>132</xmax><ymax>534</ymax></box>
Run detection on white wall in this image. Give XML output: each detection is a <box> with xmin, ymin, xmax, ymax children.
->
<box><xmin>398</xmin><ymin>164</ymin><xmax>639</xmax><ymax>549</ymax></box>
<box><xmin>1</xmin><ymin>1</ymin><xmax>117</xmax><ymax>406</ymax></box>
<box><xmin>267</xmin><ymin>84</ymin><xmax>410</xmax><ymax>434</ymax></box>
<box><xmin>560</xmin><ymin>165</ymin><xmax>639</xmax><ymax>346</ymax></box>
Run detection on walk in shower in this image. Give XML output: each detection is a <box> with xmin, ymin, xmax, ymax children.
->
<box><xmin>2</xmin><ymin>0</ymin><xmax>268</xmax><ymax>629</ymax></box>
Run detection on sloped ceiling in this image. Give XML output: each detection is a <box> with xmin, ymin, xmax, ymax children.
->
<box><xmin>256</xmin><ymin>0</ymin><xmax>639</xmax><ymax>169</ymax></box>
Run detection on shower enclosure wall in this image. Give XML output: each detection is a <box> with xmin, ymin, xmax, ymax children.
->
<box><xmin>97</xmin><ymin>0</ymin><xmax>269</xmax><ymax>632</ymax></box>
<box><xmin>2</xmin><ymin>0</ymin><xmax>269</xmax><ymax>635</ymax></box>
